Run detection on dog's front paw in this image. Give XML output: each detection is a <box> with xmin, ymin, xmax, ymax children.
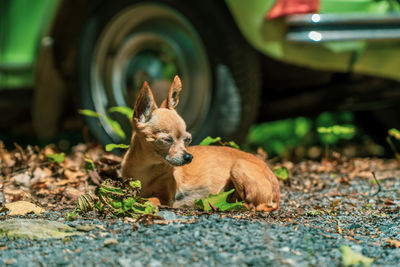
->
<box><xmin>147</xmin><ymin>197</ymin><xmax>162</xmax><ymax>206</ymax></box>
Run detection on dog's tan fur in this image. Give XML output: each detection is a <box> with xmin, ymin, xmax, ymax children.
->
<box><xmin>122</xmin><ymin>76</ymin><xmax>280</xmax><ymax>211</ymax></box>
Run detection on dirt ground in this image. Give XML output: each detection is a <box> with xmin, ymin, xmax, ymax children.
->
<box><xmin>1</xmin><ymin>142</ymin><xmax>399</xmax><ymax>266</ymax></box>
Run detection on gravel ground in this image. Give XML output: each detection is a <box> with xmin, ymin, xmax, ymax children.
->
<box><xmin>1</xmin><ymin>173</ymin><xmax>399</xmax><ymax>267</ymax></box>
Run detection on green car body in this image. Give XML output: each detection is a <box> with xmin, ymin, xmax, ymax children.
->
<box><xmin>1</xmin><ymin>0</ymin><xmax>400</xmax><ymax>144</ymax></box>
<box><xmin>2</xmin><ymin>0</ymin><xmax>400</xmax><ymax>90</ymax></box>
<box><xmin>0</xmin><ymin>0</ymin><xmax>59</xmax><ymax>88</ymax></box>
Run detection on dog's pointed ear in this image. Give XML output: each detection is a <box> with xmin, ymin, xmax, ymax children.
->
<box><xmin>160</xmin><ymin>75</ymin><xmax>182</xmax><ymax>109</ymax></box>
<box><xmin>134</xmin><ymin>81</ymin><xmax>157</xmax><ymax>122</ymax></box>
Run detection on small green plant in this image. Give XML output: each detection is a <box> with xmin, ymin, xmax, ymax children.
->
<box><xmin>84</xmin><ymin>154</ymin><xmax>95</xmax><ymax>172</ymax></box>
<box><xmin>46</xmin><ymin>153</ymin><xmax>65</xmax><ymax>163</ymax></box>
<box><xmin>194</xmin><ymin>189</ymin><xmax>247</xmax><ymax>212</ymax></box>
<box><xmin>317</xmin><ymin>125</ymin><xmax>355</xmax><ymax>158</ymax></box>
<box><xmin>105</xmin><ymin>144</ymin><xmax>130</xmax><ymax>152</ymax></box>
<box><xmin>199</xmin><ymin>136</ymin><xmax>240</xmax><ymax>149</ymax></box>
<box><xmin>66</xmin><ymin>179</ymin><xmax>157</xmax><ymax>220</ymax></box>
<box><xmin>387</xmin><ymin>128</ymin><xmax>400</xmax><ymax>161</ymax></box>
<box><xmin>273</xmin><ymin>166</ymin><xmax>289</xmax><ymax>181</ymax></box>
<box><xmin>79</xmin><ymin>106</ymin><xmax>133</xmax><ymax>151</ymax></box>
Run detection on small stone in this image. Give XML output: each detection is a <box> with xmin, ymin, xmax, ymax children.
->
<box><xmin>76</xmin><ymin>224</ymin><xmax>96</xmax><ymax>232</ymax></box>
<box><xmin>103</xmin><ymin>238</ymin><xmax>118</xmax><ymax>246</ymax></box>
<box><xmin>148</xmin><ymin>259</ymin><xmax>162</xmax><ymax>267</ymax></box>
<box><xmin>157</xmin><ymin>210</ymin><xmax>176</xmax><ymax>221</ymax></box>
<box><xmin>194</xmin><ymin>230</ymin><xmax>200</xmax><ymax>238</ymax></box>
<box><xmin>118</xmin><ymin>257</ymin><xmax>132</xmax><ymax>267</ymax></box>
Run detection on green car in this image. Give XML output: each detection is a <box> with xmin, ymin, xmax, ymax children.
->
<box><xmin>1</xmin><ymin>0</ymin><xmax>400</xmax><ymax>145</ymax></box>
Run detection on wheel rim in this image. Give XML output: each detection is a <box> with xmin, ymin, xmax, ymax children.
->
<box><xmin>91</xmin><ymin>3</ymin><xmax>212</xmax><ymax>142</ymax></box>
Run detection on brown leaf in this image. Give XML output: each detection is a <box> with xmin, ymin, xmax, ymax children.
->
<box><xmin>384</xmin><ymin>199</ymin><xmax>395</xmax><ymax>205</ymax></box>
<box><xmin>101</xmin><ymin>154</ymin><xmax>122</xmax><ymax>165</ymax></box>
<box><xmin>386</xmin><ymin>239</ymin><xmax>400</xmax><ymax>248</ymax></box>
<box><xmin>88</xmin><ymin>170</ymin><xmax>101</xmax><ymax>185</ymax></box>
<box><xmin>3</xmin><ymin>200</ymin><xmax>45</xmax><ymax>216</ymax></box>
<box><xmin>3</xmin><ymin>188</ymin><xmax>31</xmax><ymax>202</ymax></box>
<box><xmin>0</xmin><ymin>147</ymin><xmax>15</xmax><ymax>168</ymax></box>
<box><xmin>64</xmin><ymin>187</ymin><xmax>83</xmax><ymax>201</ymax></box>
<box><xmin>43</xmin><ymin>145</ymin><xmax>56</xmax><ymax>156</ymax></box>
<box><xmin>11</xmin><ymin>172</ymin><xmax>31</xmax><ymax>187</ymax></box>
<box><xmin>32</xmin><ymin>167</ymin><xmax>52</xmax><ymax>181</ymax></box>
<box><xmin>64</xmin><ymin>169</ymin><xmax>86</xmax><ymax>182</ymax></box>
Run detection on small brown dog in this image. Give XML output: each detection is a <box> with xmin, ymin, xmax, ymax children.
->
<box><xmin>122</xmin><ymin>76</ymin><xmax>280</xmax><ymax>211</ymax></box>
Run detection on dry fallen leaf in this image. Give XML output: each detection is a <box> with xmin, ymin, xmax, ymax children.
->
<box><xmin>64</xmin><ymin>187</ymin><xmax>83</xmax><ymax>201</ymax></box>
<box><xmin>386</xmin><ymin>238</ymin><xmax>400</xmax><ymax>248</ymax></box>
<box><xmin>64</xmin><ymin>169</ymin><xmax>86</xmax><ymax>182</ymax></box>
<box><xmin>32</xmin><ymin>167</ymin><xmax>52</xmax><ymax>181</ymax></box>
<box><xmin>11</xmin><ymin>172</ymin><xmax>31</xmax><ymax>187</ymax></box>
<box><xmin>2</xmin><ymin>201</ymin><xmax>45</xmax><ymax>216</ymax></box>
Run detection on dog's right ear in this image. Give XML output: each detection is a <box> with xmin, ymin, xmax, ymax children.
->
<box><xmin>134</xmin><ymin>81</ymin><xmax>157</xmax><ymax>123</ymax></box>
<box><xmin>160</xmin><ymin>75</ymin><xmax>182</xmax><ymax>109</ymax></box>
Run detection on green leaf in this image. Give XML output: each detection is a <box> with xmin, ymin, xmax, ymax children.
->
<box><xmin>47</xmin><ymin>153</ymin><xmax>65</xmax><ymax>163</ymax></box>
<box><xmin>105</xmin><ymin>143</ymin><xmax>130</xmax><ymax>152</ymax></box>
<box><xmin>340</xmin><ymin>246</ymin><xmax>374</xmax><ymax>267</ymax></box>
<box><xmin>84</xmin><ymin>155</ymin><xmax>95</xmax><ymax>172</ymax></box>
<box><xmin>95</xmin><ymin>201</ymin><xmax>104</xmax><ymax>213</ymax></box>
<box><xmin>98</xmin><ymin>185</ymin><xmax>124</xmax><ymax>196</ymax></box>
<box><xmin>199</xmin><ymin>136</ymin><xmax>221</xmax><ymax>146</ymax></box>
<box><xmin>65</xmin><ymin>211</ymin><xmax>78</xmax><ymax>221</ymax></box>
<box><xmin>388</xmin><ymin>128</ymin><xmax>400</xmax><ymax>140</ymax></box>
<box><xmin>110</xmin><ymin>200</ymin><xmax>122</xmax><ymax>209</ymax></box>
<box><xmin>108</xmin><ymin>106</ymin><xmax>134</xmax><ymax>120</ymax></box>
<box><xmin>228</xmin><ymin>141</ymin><xmax>240</xmax><ymax>149</ymax></box>
<box><xmin>306</xmin><ymin>209</ymin><xmax>326</xmax><ymax>216</ymax></box>
<box><xmin>273</xmin><ymin>166</ymin><xmax>289</xmax><ymax>181</ymax></box>
<box><xmin>122</xmin><ymin>197</ymin><xmax>135</xmax><ymax>212</ymax></box>
<box><xmin>78</xmin><ymin>109</ymin><xmax>101</xmax><ymax>118</ymax></box>
<box><xmin>129</xmin><ymin>180</ymin><xmax>141</xmax><ymax>190</ymax></box>
<box><xmin>317</xmin><ymin>125</ymin><xmax>355</xmax><ymax>136</ymax></box>
<box><xmin>104</xmin><ymin>116</ymin><xmax>126</xmax><ymax>139</ymax></box>
<box><xmin>194</xmin><ymin>189</ymin><xmax>247</xmax><ymax>212</ymax></box>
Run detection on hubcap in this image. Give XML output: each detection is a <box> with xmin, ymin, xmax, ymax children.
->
<box><xmin>91</xmin><ymin>3</ymin><xmax>211</xmax><ymax>141</ymax></box>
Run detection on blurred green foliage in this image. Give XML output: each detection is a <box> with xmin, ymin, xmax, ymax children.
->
<box><xmin>79</xmin><ymin>107</ymin><xmax>133</xmax><ymax>150</ymax></box>
<box><xmin>273</xmin><ymin>166</ymin><xmax>289</xmax><ymax>181</ymax></box>
<box><xmin>46</xmin><ymin>153</ymin><xmax>65</xmax><ymax>163</ymax></box>
<box><xmin>246</xmin><ymin>112</ymin><xmax>357</xmax><ymax>158</ymax></box>
<box><xmin>199</xmin><ymin>136</ymin><xmax>240</xmax><ymax>149</ymax></box>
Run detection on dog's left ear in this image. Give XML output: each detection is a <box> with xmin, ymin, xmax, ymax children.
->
<box><xmin>134</xmin><ymin>81</ymin><xmax>158</xmax><ymax>123</ymax></box>
<box><xmin>160</xmin><ymin>75</ymin><xmax>182</xmax><ymax>109</ymax></box>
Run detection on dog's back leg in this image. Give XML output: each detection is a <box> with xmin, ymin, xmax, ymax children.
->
<box><xmin>230</xmin><ymin>159</ymin><xmax>280</xmax><ymax>212</ymax></box>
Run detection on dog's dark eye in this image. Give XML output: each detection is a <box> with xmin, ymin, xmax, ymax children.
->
<box><xmin>155</xmin><ymin>136</ymin><xmax>173</xmax><ymax>146</ymax></box>
<box><xmin>163</xmin><ymin>137</ymin><xmax>174</xmax><ymax>143</ymax></box>
<box><xmin>184</xmin><ymin>137</ymin><xmax>192</xmax><ymax>144</ymax></box>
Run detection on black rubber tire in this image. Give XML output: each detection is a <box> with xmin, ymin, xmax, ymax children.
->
<box><xmin>77</xmin><ymin>0</ymin><xmax>261</xmax><ymax>145</ymax></box>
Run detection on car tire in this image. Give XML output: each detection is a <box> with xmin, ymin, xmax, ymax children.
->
<box><xmin>77</xmin><ymin>0</ymin><xmax>261</xmax><ymax>145</ymax></box>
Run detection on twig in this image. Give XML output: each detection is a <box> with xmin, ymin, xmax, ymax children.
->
<box><xmin>0</xmin><ymin>176</ymin><xmax>5</xmax><ymax>205</ymax></box>
<box><xmin>9</xmin><ymin>161</ymin><xmax>51</xmax><ymax>176</ymax></box>
<box><xmin>370</xmin><ymin>172</ymin><xmax>381</xmax><ymax>196</ymax></box>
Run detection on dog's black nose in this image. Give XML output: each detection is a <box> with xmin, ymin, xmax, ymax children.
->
<box><xmin>183</xmin><ymin>153</ymin><xmax>193</xmax><ymax>163</ymax></box>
